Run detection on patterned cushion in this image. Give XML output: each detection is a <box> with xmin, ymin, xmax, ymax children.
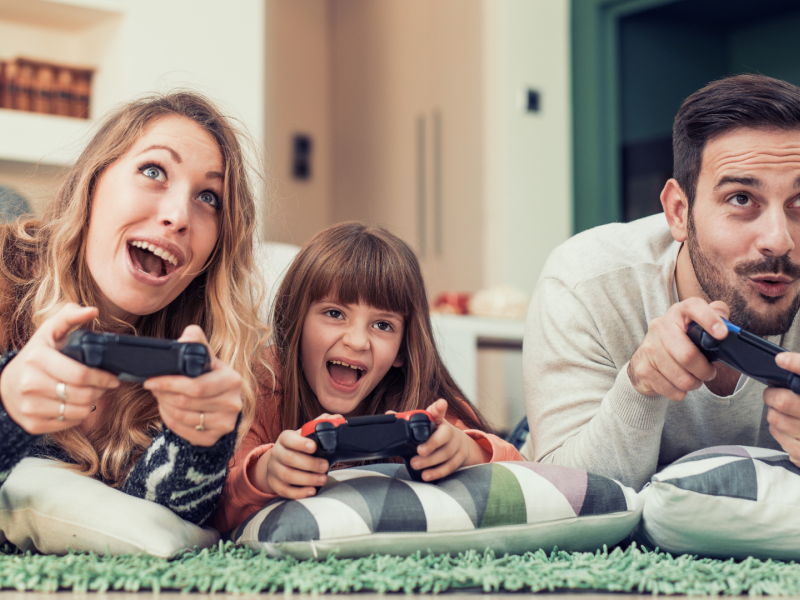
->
<box><xmin>232</xmin><ymin>461</ymin><xmax>643</xmax><ymax>559</ymax></box>
<box><xmin>0</xmin><ymin>458</ymin><xmax>220</xmax><ymax>557</ymax></box>
<box><xmin>641</xmin><ymin>445</ymin><xmax>800</xmax><ymax>560</ymax></box>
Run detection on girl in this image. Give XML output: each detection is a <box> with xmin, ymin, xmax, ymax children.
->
<box><xmin>0</xmin><ymin>91</ymin><xmax>268</xmax><ymax>526</ymax></box>
<box><xmin>214</xmin><ymin>222</ymin><xmax>521</xmax><ymax>532</ymax></box>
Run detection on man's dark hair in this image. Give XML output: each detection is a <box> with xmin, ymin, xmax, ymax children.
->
<box><xmin>674</xmin><ymin>74</ymin><xmax>800</xmax><ymax>207</ymax></box>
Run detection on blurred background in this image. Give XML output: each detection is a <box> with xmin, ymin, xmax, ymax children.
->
<box><xmin>0</xmin><ymin>0</ymin><xmax>797</xmax><ymax>433</ymax></box>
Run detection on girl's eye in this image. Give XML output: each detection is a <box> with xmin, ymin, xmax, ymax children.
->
<box><xmin>141</xmin><ymin>165</ymin><xmax>165</xmax><ymax>182</ymax></box>
<box><xmin>374</xmin><ymin>321</ymin><xmax>393</xmax><ymax>332</ymax></box>
<box><xmin>729</xmin><ymin>193</ymin><xmax>753</xmax><ymax>207</ymax></box>
<box><xmin>198</xmin><ymin>191</ymin><xmax>221</xmax><ymax>211</ymax></box>
<box><xmin>324</xmin><ymin>309</ymin><xmax>343</xmax><ymax>319</ymax></box>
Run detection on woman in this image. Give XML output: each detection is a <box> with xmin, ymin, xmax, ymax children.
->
<box><xmin>0</xmin><ymin>91</ymin><xmax>267</xmax><ymax>525</ymax></box>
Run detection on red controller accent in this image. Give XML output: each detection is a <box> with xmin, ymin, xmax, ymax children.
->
<box><xmin>300</xmin><ymin>416</ymin><xmax>346</xmax><ymax>437</ymax></box>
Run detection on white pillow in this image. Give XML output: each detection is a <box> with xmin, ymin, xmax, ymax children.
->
<box><xmin>232</xmin><ymin>461</ymin><xmax>643</xmax><ymax>559</ymax></box>
<box><xmin>0</xmin><ymin>458</ymin><xmax>219</xmax><ymax>557</ymax></box>
<box><xmin>641</xmin><ymin>445</ymin><xmax>800</xmax><ymax>561</ymax></box>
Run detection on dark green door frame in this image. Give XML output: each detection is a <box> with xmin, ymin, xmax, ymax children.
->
<box><xmin>572</xmin><ymin>0</ymin><xmax>680</xmax><ymax>233</ymax></box>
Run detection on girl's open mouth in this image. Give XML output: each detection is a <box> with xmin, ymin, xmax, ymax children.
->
<box><xmin>326</xmin><ymin>360</ymin><xmax>365</xmax><ymax>388</ymax></box>
<box><xmin>128</xmin><ymin>241</ymin><xmax>179</xmax><ymax>279</ymax></box>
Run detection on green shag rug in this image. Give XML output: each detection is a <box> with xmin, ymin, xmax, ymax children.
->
<box><xmin>1</xmin><ymin>542</ymin><xmax>799</xmax><ymax>595</ymax></box>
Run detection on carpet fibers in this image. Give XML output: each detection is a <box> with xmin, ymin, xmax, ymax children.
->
<box><xmin>1</xmin><ymin>542</ymin><xmax>799</xmax><ymax>595</ymax></box>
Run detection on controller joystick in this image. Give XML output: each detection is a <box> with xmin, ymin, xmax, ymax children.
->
<box><xmin>300</xmin><ymin>410</ymin><xmax>436</xmax><ymax>482</ymax></box>
<box><xmin>688</xmin><ymin>318</ymin><xmax>800</xmax><ymax>395</ymax></box>
<box><xmin>61</xmin><ymin>330</ymin><xmax>211</xmax><ymax>383</ymax></box>
<box><xmin>314</xmin><ymin>421</ymin><xmax>338</xmax><ymax>452</ymax></box>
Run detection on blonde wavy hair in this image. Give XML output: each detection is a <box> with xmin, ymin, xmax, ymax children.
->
<box><xmin>0</xmin><ymin>91</ymin><xmax>269</xmax><ymax>485</ymax></box>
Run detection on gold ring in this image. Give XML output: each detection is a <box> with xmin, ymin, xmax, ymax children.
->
<box><xmin>56</xmin><ymin>382</ymin><xmax>68</xmax><ymax>402</ymax></box>
<box><xmin>195</xmin><ymin>412</ymin><xmax>205</xmax><ymax>432</ymax></box>
<box><xmin>57</xmin><ymin>399</ymin><xmax>66</xmax><ymax>422</ymax></box>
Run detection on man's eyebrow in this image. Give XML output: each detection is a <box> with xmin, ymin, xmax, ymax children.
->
<box><xmin>714</xmin><ymin>175</ymin><xmax>763</xmax><ymax>190</ymax></box>
<box><xmin>137</xmin><ymin>145</ymin><xmax>182</xmax><ymax>163</ymax></box>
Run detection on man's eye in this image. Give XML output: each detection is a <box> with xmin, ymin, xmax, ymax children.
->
<box><xmin>324</xmin><ymin>310</ymin><xmax>343</xmax><ymax>319</ymax></box>
<box><xmin>198</xmin><ymin>191</ymin><xmax>221</xmax><ymax>210</ymax></box>
<box><xmin>730</xmin><ymin>194</ymin><xmax>752</xmax><ymax>206</ymax></box>
<box><xmin>374</xmin><ymin>321</ymin><xmax>393</xmax><ymax>331</ymax></box>
<box><xmin>141</xmin><ymin>165</ymin><xmax>165</xmax><ymax>181</ymax></box>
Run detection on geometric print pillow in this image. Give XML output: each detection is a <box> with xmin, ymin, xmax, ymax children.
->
<box><xmin>232</xmin><ymin>461</ymin><xmax>643</xmax><ymax>559</ymax></box>
<box><xmin>641</xmin><ymin>445</ymin><xmax>800</xmax><ymax>561</ymax></box>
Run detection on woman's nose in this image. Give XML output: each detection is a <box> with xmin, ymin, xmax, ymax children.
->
<box><xmin>158</xmin><ymin>190</ymin><xmax>190</xmax><ymax>233</ymax></box>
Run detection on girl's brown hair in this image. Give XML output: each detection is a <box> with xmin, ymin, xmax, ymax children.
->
<box><xmin>271</xmin><ymin>221</ymin><xmax>493</xmax><ymax>433</ymax></box>
<box><xmin>0</xmin><ymin>91</ymin><xmax>269</xmax><ymax>484</ymax></box>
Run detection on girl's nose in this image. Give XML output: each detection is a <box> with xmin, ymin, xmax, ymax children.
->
<box><xmin>343</xmin><ymin>325</ymin><xmax>369</xmax><ymax>350</ymax></box>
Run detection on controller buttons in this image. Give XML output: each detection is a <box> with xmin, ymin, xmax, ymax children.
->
<box><xmin>315</xmin><ymin>421</ymin><xmax>337</xmax><ymax>452</ymax></box>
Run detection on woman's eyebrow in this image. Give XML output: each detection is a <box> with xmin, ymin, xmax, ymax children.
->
<box><xmin>137</xmin><ymin>144</ymin><xmax>182</xmax><ymax>163</ymax></box>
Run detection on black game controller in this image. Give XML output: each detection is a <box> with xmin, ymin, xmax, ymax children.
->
<box><xmin>300</xmin><ymin>410</ymin><xmax>436</xmax><ymax>482</ymax></box>
<box><xmin>688</xmin><ymin>318</ymin><xmax>800</xmax><ymax>394</ymax></box>
<box><xmin>61</xmin><ymin>330</ymin><xmax>211</xmax><ymax>383</ymax></box>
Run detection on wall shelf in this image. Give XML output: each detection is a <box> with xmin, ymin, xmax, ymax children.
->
<box><xmin>0</xmin><ymin>0</ymin><xmax>122</xmax><ymax>30</ymax></box>
<box><xmin>0</xmin><ymin>109</ymin><xmax>89</xmax><ymax>166</ymax></box>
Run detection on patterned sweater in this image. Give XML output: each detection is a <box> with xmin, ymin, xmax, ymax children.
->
<box><xmin>0</xmin><ymin>403</ymin><xmax>236</xmax><ymax>526</ymax></box>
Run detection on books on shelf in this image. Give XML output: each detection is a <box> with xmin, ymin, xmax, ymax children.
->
<box><xmin>0</xmin><ymin>58</ymin><xmax>93</xmax><ymax>119</ymax></box>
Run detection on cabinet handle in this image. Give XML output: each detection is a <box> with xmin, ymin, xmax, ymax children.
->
<box><xmin>417</xmin><ymin>115</ymin><xmax>426</xmax><ymax>256</ymax></box>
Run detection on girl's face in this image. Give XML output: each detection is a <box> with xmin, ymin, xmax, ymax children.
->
<box><xmin>85</xmin><ymin>115</ymin><xmax>223</xmax><ymax>322</ymax></box>
<box><xmin>300</xmin><ymin>300</ymin><xmax>404</xmax><ymax>417</ymax></box>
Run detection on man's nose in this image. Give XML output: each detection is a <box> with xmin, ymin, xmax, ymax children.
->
<box><xmin>757</xmin><ymin>206</ymin><xmax>795</xmax><ymax>258</ymax></box>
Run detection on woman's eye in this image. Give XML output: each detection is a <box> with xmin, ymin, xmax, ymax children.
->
<box><xmin>324</xmin><ymin>309</ymin><xmax>343</xmax><ymax>319</ymax></box>
<box><xmin>141</xmin><ymin>165</ymin><xmax>165</xmax><ymax>182</ymax></box>
<box><xmin>730</xmin><ymin>193</ymin><xmax>752</xmax><ymax>207</ymax></box>
<box><xmin>374</xmin><ymin>321</ymin><xmax>393</xmax><ymax>332</ymax></box>
<box><xmin>198</xmin><ymin>191</ymin><xmax>221</xmax><ymax>210</ymax></box>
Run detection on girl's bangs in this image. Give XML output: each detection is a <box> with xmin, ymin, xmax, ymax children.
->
<box><xmin>306</xmin><ymin>234</ymin><xmax>417</xmax><ymax>317</ymax></box>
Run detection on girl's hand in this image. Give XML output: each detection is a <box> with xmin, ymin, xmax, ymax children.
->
<box><xmin>252</xmin><ymin>425</ymin><xmax>331</xmax><ymax>498</ymax></box>
<box><xmin>0</xmin><ymin>303</ymin><xmax>120</xmax><ymax>435</ymax></box>
<box><xmin>409</xmin><ymin>398</ymin><xmax>491</xmax><ymax>481</ymax></box>
<box><xmin>144</xmin><ymin>325</ymin><xmax>242</xmax><ymax>447</ymax></box>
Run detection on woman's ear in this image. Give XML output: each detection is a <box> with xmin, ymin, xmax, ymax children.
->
<box><xmin>661</xmin><ymin>178</ymin><xmax>689</xmax><ymax>243</ymax></box>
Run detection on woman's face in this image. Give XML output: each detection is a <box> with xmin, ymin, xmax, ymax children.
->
<box><xmin>85</xmin><ymin>115</ymin><xmax>223</xmax><ymax>322</ymax></box>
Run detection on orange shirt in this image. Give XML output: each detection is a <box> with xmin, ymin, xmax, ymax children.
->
<box><xmin>212</xmin><ymin>360</ymin><xmax>523</xmax><ymax>533</ymax></box>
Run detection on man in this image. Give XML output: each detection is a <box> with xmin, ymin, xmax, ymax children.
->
<box><xmin>520</xmin><ymin>74</ymin><xmax>800</xmax><ymax>491</ymax></box>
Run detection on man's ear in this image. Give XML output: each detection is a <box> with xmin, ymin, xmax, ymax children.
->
<box><xmin>661</xmin><ymin>178</ymin><xmax>689</xmax><ymax>243</ymax></box>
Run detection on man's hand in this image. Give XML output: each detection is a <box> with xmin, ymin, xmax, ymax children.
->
<box><xmin>764</xmin><ymin>353</ymin><xmax>800</xmax><ymax>466</ymax></box>
<box><xmin>627</xmin><ymin>297</ymin><xmax>729</xmax><ymax>400</ymax></box>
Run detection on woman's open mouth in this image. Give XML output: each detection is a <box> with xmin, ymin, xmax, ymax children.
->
<box><xmin>326</xmin><ymin>360</ymin><xmax>365</xmax><ymax>390</ymax></box>
<box><xmin>128</xmin><ymin>241</ymin><xmax>180</xmax><ymax>279</ymax></box>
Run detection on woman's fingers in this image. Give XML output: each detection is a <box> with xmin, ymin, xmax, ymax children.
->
<box><xmin>42</xmin><ymin>303</ymin><xmax>98</xmax><ymax>347</ymax></box>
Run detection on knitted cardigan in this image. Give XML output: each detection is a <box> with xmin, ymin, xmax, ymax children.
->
<box><xmin>0</xmin><ymin>402</ymin><xmax>236</xmax><ymax>526</ymax></box>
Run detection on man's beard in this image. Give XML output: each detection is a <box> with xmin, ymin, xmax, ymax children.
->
<box><xmin>687</xmin><ymin>215</ymin><xmax>800</xmax><ymax>336</ymax></box>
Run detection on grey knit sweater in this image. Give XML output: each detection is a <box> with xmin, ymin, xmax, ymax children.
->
<box><xmin>520</xmin><ymin>214</ymin><xmax>794</xmax><ymax>491</ymax></box>
<box><xmin>0</xmin><ymin>400</ymin><xmax>236</xmax><ymax>526</ymax></box>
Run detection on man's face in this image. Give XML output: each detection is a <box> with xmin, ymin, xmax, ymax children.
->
<box><xmin>687</xmin><ymin>127</ymin><xmax>800</xmax><ymax>336</ymax></box>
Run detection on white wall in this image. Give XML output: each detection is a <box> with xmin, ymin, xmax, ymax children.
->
<box><xmin>482</xmin><ymin>0</ymin><xmax>572</xmax><ymax>293</ymax></box>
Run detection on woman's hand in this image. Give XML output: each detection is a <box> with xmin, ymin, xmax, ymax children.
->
<box><xmin>143</xmin><ymin>325</ymin><xmax>242</xmax><ymax>447</ymax></box>
<box><xmin>409</xmin><ymin>398</ymin><xmax>491</xmax><ymax>481</ymax></box>
<box><xmin>251</xmin><ymin>413</ymin><xmax>340</xmax><ymax>498</ymax></box>
<box><xmin>0</xmin><ymin>303</ymin><xmax>120</xmax><ymax>435</ymax></box>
